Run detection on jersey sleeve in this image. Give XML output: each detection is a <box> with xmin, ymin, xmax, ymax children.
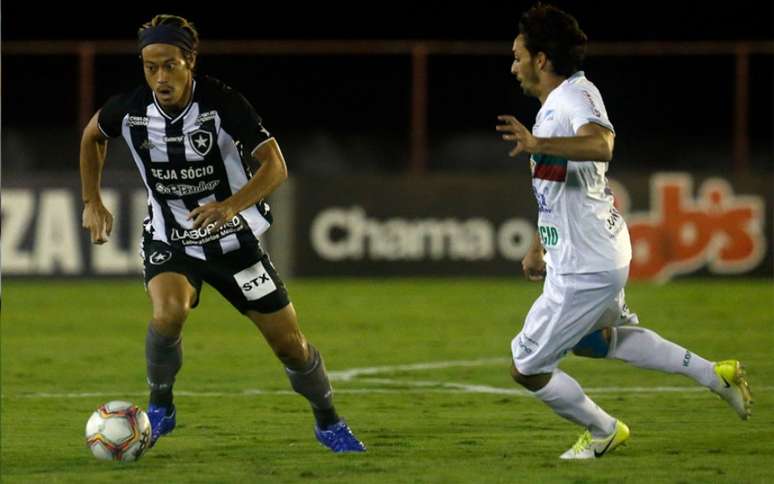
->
<box><xmin>564</xmin><ymin>87</ymin><xmax>614</xmax><ymax>135</ymax></box>
<box><xmin>97</xmin><ymin>94</ymin><xmax>129</xmax><ymax>138</ymax></box>
<box><xmin>219</xmin><ymin>89</ymin><xmax>271</xmax><ymax>156</ymax></box>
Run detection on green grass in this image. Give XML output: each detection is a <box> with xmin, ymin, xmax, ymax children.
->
<box><xmin>2</xmin><ymin>278</ymin><xmax>773</xmax><ymax>483</ymax></box>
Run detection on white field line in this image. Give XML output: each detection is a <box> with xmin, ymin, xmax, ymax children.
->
<box><xmin>8</xmin><ymin>384</ymin><xmax>772</xmax><ymax>399</ymax></box>
<box><xmin>327</xmin><ymin>357</ymin><xmax>508</xmax><ymax>381</ymax></box>
<box><xmin>355</xmin><ymin>377</ymin><xmax>774</xmax><ymax>396</ymax></box>
<box><xmin>3</xmin><ymin>357</ymin><xmax>769</xmax><ymax>399</ymax></box>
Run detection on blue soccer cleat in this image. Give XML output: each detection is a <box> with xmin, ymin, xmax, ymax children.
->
<box><xmin>147</xmin><ymin>404</ymin><xmax>176</xmax><ymax>447</ymax></box>
<box><xmin>315</xmin><ymin>420</ymin><xmax>366</xmax><ymax>453</ymax></box>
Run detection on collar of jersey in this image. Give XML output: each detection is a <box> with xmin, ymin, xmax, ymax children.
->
<box><xmin>542</xmin><ymin>71</ymin><xmax>584</xmax><ymax>108</ymax></box>
<box><xmin>152</xmin><ymin>79</ymin><xmax>197</xmax><ymax>124</ymax></box>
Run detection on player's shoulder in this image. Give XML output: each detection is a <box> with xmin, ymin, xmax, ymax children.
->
<box><xmin>195</xmin><ymin>75</ymin><xmax>243</xmax><ymax>102</ymax></box>
<box><xmin>195</xmin><ymin>75</ymin><xmax>258</xmax><ymax>121</ymax></box>
<box><xmin>102</xmin><ymin>84</ymin><xmax>153</xmax><ymax>115</ymax></box>
<box><xmin>555</xmin><ymin>72</ymin><xmax>606</xmax><ymax>113</ymax></box>
<box><xmin>561</xmin><ymin>73</ymin><xmax>604</xmax><ymax>100</ymax></box>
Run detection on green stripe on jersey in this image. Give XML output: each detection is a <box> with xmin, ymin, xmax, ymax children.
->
<box><xmin>532</xmin><ymin>153</ymin><xmax>568</xmax><ymax>166</ymax></box>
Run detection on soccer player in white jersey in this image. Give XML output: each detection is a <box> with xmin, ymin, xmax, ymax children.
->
<box><xmin>496</xmin><ymin>4</ymin><xmax>752</xmax><ymax>459</ymax></box>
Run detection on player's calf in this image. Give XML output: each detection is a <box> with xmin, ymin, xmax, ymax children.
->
<box><xmin>146</xmin><ymin>323</ymin><xmax>182</xmax><ymax>405</ymax></box>
<box><xmin>285</xmin><ymin>344</ymin><xmax>340</xmax><ymax>426</ymax></box>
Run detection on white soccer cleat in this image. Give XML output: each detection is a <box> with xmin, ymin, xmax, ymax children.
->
<box><xmin>711</xmin><ymin>360</ymin><xmax>753</xmax><ymax>420</ymax></box>
<box><xmin>559</xmin><ymin>420</ymin><xmax>630</xmax><ymax>460</ymax></box>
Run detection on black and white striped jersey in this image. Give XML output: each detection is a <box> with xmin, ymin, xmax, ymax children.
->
<box><xmin>98</xmin><ymin>76</ymin><xmax>273</xmax><ymax>260</ymax></box>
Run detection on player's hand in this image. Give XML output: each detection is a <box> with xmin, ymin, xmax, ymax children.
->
<box><xmin>496</xmin><ymin>115</ymin><xmax>538</xmax><ymax>157</ymax></box>
<box><xmin>188</xmin><ymin>200</ymin><xmax>237</xmax><ymax>231</ymax></box>
<box><xmin>521</xmin><ymin>250</ymin><xmax>546</xmax><ymax>282</ymax></box>
<box><xmin>82</xmin><ymin>200</ymin><xmax>113</xmax><ymax>245</ymax></box>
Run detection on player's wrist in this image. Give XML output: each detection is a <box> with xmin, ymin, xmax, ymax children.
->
<box><xmin>82</xmin><ymin>196</ymin><xmax>103</xmax><ymax>206</ymax></box>
<box><xmin>529</xmin><ymin>136</ymin><xmax>544</xmax><ymax>153</ymax></box>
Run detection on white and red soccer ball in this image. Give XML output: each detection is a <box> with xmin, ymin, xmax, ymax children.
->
<box><xmin>85</xmin><ymin>401</ymin><xmax>151</xmax><ymax>462</ymax></box>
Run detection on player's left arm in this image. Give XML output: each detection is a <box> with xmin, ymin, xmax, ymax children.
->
<box><xmin>189</xmin><ymin>138</ymin><xmax>287</xmax><ymax>229</ymax></box>
<box><xmin>497</xmin><ymin>116</ymin><xmax>614</xmax><ymax>161</ymax></box>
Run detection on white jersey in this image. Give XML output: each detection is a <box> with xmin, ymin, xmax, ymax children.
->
<box><xmin>530</xmin><ymin>71</ymin><xmax>631</xmax><ymax>274</ymax></box>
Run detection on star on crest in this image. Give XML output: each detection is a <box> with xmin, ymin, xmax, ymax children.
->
<box><xmin>194</xmin><ymin>134</ymin><xmax>208</xmax><ymax>148</ymax></box>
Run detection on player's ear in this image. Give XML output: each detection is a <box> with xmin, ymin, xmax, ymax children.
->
<box><xmin>536</xmin><ymin>52</ymin><xmax>547</xmax><ymax>71</ymax></box>
<box><xmin>187</xmin><ymin>52</ymin><xmax>198</xmax><ymax>71</ymax></box>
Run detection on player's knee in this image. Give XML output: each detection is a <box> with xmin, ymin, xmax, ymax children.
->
<box><xmin>510</xmin><ymin>364</ymin><xmax>526</xmax><ymax>385</ymax></box>
<box><xmin>510</xmin><ymin>364</ymin><xmax>550</xmax><ymax>391</ymax></box>
<box><xmin>152</xmin><ymin>299</ymin><xmax>191</xmax><ymax>335</ymax></box>
<box><xmin>571</xmin><ymin>328</ymin><xmax>611</xmax><ymax>358</ymax></box>
<box><xmin>510</xmin><ymin>364</ymin><xmax>533</xmax><ymax>386</ymax></box>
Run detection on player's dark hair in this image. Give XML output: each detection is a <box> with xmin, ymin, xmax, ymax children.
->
<box><xmin>518</xmin><ymin>4</ymin><xmax>587</xmax><ymax>77</ymax></box>
<box><xmin>138</xmin><ymin>14</ymin><xmax>199</xmax><ymax>65</ymax></box>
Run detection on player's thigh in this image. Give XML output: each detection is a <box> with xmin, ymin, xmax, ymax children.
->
<box><xmin>147</xmin><ymin>273</ymin><xmax>198</xmax><ymax>311</ymax></box>
<box><xmin>591</xmin><ymin>286</ymin><xmax>639</xmax><ymax>332</ymax></box>
<box><xmin>202</xmin><ymin>244</ymin><xmax>290</xmax><ymax>312</ymax></box>
<box><xmin>512</xmin><ymin>289</ymin><xmax>565</xmax><ymax>375</ymax></box>
<box><xmin>512</xmin><ymin>268</ymin><xmax>626</xmax><ymax>374</ymax></box>
<box><xmin>143</xmin><ymin>239</ymin><xmax>202</xmax><ymax>329</ymax></box>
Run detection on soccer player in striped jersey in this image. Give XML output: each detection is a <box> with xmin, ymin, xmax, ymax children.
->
<box><xmin>496</xmin><ymin>4</ymin><xmax>752</xmax><ymax>459</ymax></box>
<box><xmin>80</xmin><ymin>14</ymin><xmax>364</xmax><ymax>453</ymax></box>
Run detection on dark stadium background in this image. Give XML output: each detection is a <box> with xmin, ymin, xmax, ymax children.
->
<box><xmin>2</xmin><ymin>1</ymin><xmax>772</xmax><ymax>281</ymax></box>
<box><xmin>3</xmin><ymin>1</ymin><xmax>772</xmax><ymax>174</ymax></box>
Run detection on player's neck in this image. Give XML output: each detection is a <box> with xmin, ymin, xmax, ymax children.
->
<box><xmin>537</xmin><ymin>75</ymin><xmax>565</xmax><ymax>104</ymax></box>
<box><xmin>160</xmin><ymin>80</ymin><xmax>194</xmax><ymax>116</ymax></box>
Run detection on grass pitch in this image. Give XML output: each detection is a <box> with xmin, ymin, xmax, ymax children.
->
<box><xmin>2</xmin><ymin>278</ymin><xmax>772</xmax><ymax>483</ymax></box>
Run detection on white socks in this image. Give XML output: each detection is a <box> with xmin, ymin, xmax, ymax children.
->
<box><xmin>607</xmin><ymin>326</ymin><xmax>718</xmax><ymax>389</ymax></box>
<box><xmin>530</xmin><ymin>327</ymin><xmax>719</xmax><ymax>438</ymax></box>
<box><xmin>533</xmin><ymin>369</ymin><xmax>616</xmax><ymax>438</ymax></box>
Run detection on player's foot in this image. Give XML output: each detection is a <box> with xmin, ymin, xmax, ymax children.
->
<box><xmin>712</xmin><ymin>360</ymin><xmax>753</xmax><ymax>420</ymax></box>
<box><xmin>147</xmin><ymin>404</ymin><xmax>176</xmax><ymax>447</ymax></box>
<box><xmin>315</xmin><ymin>420</ymin><xmax>366</xmax><ymax>453</ymax></box>
<box><xmin>559</xmin><ymin>420</ymin><xmax>629</xmax><ymax>460</ymax></box>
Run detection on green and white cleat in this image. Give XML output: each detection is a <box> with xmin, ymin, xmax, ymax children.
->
<box><xmin>712</xmin><ymin>360</ymin><xmax>753</xmax><ymax>420</ymax></box>
<box><xmin>559</xmin><ymin>420</ymin><xmax>630</xmax><ymax>460</ymax></box>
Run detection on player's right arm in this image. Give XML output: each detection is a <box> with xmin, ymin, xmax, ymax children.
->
<box><xmin>79</xmin><ymin>111</ymin><xmax>114</xmax><ymax>244</ymax></box>
<box><xmin>522</xmin><ymin>231</ymin><xmax>546</xmax><ymax>281</ymax></box>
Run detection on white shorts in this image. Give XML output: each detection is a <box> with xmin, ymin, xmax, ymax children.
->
<box><xmin>511</xmin><ymin>265</ymin><xmax>638</xmax><ymax>375</ymax></box>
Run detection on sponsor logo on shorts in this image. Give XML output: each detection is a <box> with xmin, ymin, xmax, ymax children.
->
<box><xmin>149</xmin><ymin>250</ymin><xmax>172</xmax><ymax>265</ymax></box>
<box><xmin>515</xmin><ymin>334</ymin><xmax>538</xmax><ymax>355</ymax></box>
<box><xmin>170</xmin><ymin>216</ymin><xmax>243</xmax><ymax>246</ymax></box>
<box><xmin>234</xmin><ymin>261</ymin><xmax>277</xmax><ymax>301</ymax></box>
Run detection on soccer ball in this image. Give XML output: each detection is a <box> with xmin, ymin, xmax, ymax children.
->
<box><xmin>85</xmin><ymin>401</ymin><xmax>151</xmax><ymax>462</ymax></box>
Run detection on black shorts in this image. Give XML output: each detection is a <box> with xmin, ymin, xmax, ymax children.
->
<box><xmin>141</xmin><ymin>235</ymin><xmax>290</xmax><ymax>314</ymax></box>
